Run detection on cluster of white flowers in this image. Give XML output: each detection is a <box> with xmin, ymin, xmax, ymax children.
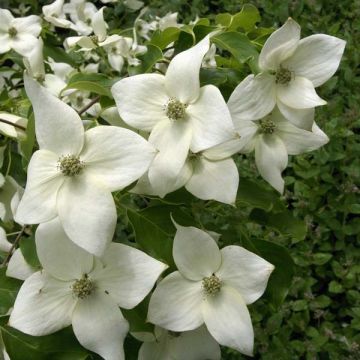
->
<box><xmin>0</xmin><ymin>2</ymin><xmax>345</xmax><ymax>359</ymax></box>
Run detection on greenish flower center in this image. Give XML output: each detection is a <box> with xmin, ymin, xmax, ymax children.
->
<box><xmin>259</xmin><ymin>117</ymin><xmax>276</xmax><ymax>134</ymax></box>
<box><xmin>89</xmin><ymin>35</ymin><xmax>99</xmax><ymax>45</ymax></box>
<box><xmin>202</xmin><ymin>274</ymin><xmax>221</xmax><ymax>296</ymax></box>
<box><xmin>72</xmin><ymin>274</ymin><xmax>94</xmax><ymax>299</ymax></box>
<box><xmin>35</xmin><ymin>74</ymin><xmax>45</xmax><ymax>83</ymax></box>
<box><xmin>58</xmin><ymin>155</ymin><xmax>84</xmax><ymax>176</ymax></box>
<box><xmin>165</xmin><ymin>99</ymin><xmax>187</xmax><ymax>120</ymax></box>
<box><xmin>275</xmin><ymin>66</ymin><xmax>292</xmax><ymax>85</ymax></box>
<box><xmin>8</xmin><ymin>27</ymin><xmax>17</xmax><ymax>38</ymax></box>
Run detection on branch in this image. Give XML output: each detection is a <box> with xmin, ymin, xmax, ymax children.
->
<box><xmin>0</xmin><ymin>225</ymin><xmax>27</xmax><ymax>268</ymax></box>
<box><xmin>78</xmin><ymin>95</ymin><xmax>101</xmax><ymax>116</ymax></box>
<box><xmin>0</xmin><ymin>118</ymin><xmax>26</xmax><ymax>131</ymax></box>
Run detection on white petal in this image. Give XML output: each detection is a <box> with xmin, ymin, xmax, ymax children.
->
<box><xmin>277</xmin><ymin>100</ymin><xmax>315</xmax><ymax>130</ymax></box>
<box><xmin>15</xmin><ymin>150</ymin><xmax>63</xmax><ymax>224</ymax></box>
<box><xmin>217</xmin><ymin>246</ymin><xmax>274</xmax><ymax>304</ymax></box>
<box><xmin>12</xmin><ymin>15</ymin><xmax>41</xmax><ymax>37</ymax></box>
<box><xmin>186</xmin><ymin>157</ymin><xmax>238</xmax><ymax>205</ymax></box>
<box><xmin>276</xmin><ymin>117</ymin><xmax>329</xmax><ymax>155</ymax></box>
<box><xmin>202</xmin><ymin>286</ymin><xmax>254</xmax><ymax>356</ymax></box>
<box><xmin>111</xmin><ymin>74</ymin><xmax>168</xmax><ymax>131</ymax></box>
<box><xmin>283</xmin><ymin>34</ymin><xmax>346</xmax><ymax>87</ymax></box>
<box><xmin>36</xmin><ymin>218</ymin><xmax>94</xmax><ymax>281</ymax></box>
<box><xmin>93</xmin><ymin>243</ymin><xmax>167</xmax><ymax>309</ymax></box>
<box><xmin>6</xmin><ymin>249</ymin><xmax>35</xmax><ymax>281</ymax></box>
<box><xmin>0</xmin><ymin>113</ymin><xmax>27</xmax><ymax>139</ymax></box>
<box><xmin>0</xmin><ymin>176</ymin><xmax>23</xmax><ymax>223</ymax></box>
<box><xmin>57</xmin><ymin>174</ymin><xmax>117</xmax><ymax>257</ymax></box>
<box><xmin>72</xmin><ymin>292</ymin><xmax>129</xmax><ymax>360</ymax></box>
<box><xmin>44</xmin><ymin>74</ymin><xmax>67</xmax><ymax>97</ymax></box>
<box><xmin>108</xmin><ymin>53</ymin><xmax>124</xmax><ymax>72</ymax></box>
<box><xmin>80</xmin><ymin>126</ymin><xmax>155</xmax><ymax>192</ymax></box>
<box><xmin>0</xmin><ymin>9</ymin><xmax>13</xmax><ymax>32</ymax></box>
<box><xmin>173</xmin><ymin>223</ymin><xmax>221</xmax><ymax>281</ymax></box>
<box><xmin>9</xmin><ymin>272</ymin><xmax>75</xmax><ymax>336</ymax></box>
<box><xmin>187</xmin><ymin>85</ymin><xmax>235</xmax><ymax>153</ymax></box>
<box><xmin>10</xmin><ymin>34</ymin><xmax>40</xmax><ymax>56</ymax></box>
<box><xmin>148</xmin><ymin>119</ymin><xmax>192</xmax><ymax>197</ymax></box>
<box><xmin>276</xmin><ymin>76</ymin><xmax>327</xmax><ymax>109</ymax></box>
<box><xmin>0</xmin><ymin>227</ymin><xmax>11</xmax><ymax>252</ymax></box>
<box><xmin>255</xmin><ymin>134</ymin><xmax>288</xmax><ymax>193</ymax></box>
<box><xmin>259</xmin><ymin>18</ymin><xmax>301</xmax><ymax>71</ymax></box>
<box><xmin>148</xmin><ymin>271</ymin><xmax>204</xmax><ymax>331</ymax></box>
<box><xmin>91</xmin><ymin>7</ymin><xmax>107</xmax><ymax>41</ymax></box>
<box><xmin>165</xmin><ymin>36</ymin><xmax>210</xmax><ymax>103</ymax></box>
<box><xmin>227</xmin><ymin>73</ymin><xmax>276</xmax><ymax>123</ymax></box>
<box><xmin>0</xmin><ymin>34</ymin><xmax>11</xmax><ymax>54</ymax></box>
<box><xmin>202</xmin><ymin>136</ymin><xmax>245</xmax><ymax>160</ymax></box>
<box><xmin>24</xmin><ymin>75</ymin><xmax>84</xmax><ymax>155</ymax></box>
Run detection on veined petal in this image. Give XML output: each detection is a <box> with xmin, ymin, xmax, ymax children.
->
<box><xmin>93</xmin><ymin>243</ymin><xmax>167</xmax><ymax>309</ymax></box>
<box><xmin>80</xmin><ymin>126</ymin><xmax>155</xmax><ymax>192</ymax></box>
<box><xmin>15</xmin><ymin>150</ymin><xmax>63</xmax><ymax>224</ymax></box>
<box><xmin>9</xmin><ymin>272</ymin><xmax>75</xmax><ymax>336</ymax></box>
<box><xmin>255</xmin><ymin>134</ymin><xmax>288</xmax><ymax>193</ymax></box>
<box><xmin>187</xmin><ymin>85</ymin><xmax>234</xmax><ymax>153</ymax></box>
<box><xmin>148</xmin><ymin>119</ymin><xmax>192</xmax><ymax>197</ymax></box>
<box><xmin>202</xmin><ymin>286</ymin><xmax>254</xmax><ymax>356</ymax></box>
<box><xmin>173</xmin><ymin>223</ymin><xmax>221</xmax><ymax>281</ymax></box>
<box><xmin>259</xmin><ymin>18</ymin><xmax>300</xmax><ymax>71</ymax></box>
<box><xmin>276</xmin><ymin>76</ymin><xmax>327</xmax><ymax>109</ymax></box>
<box><xmin>6</xmin><ymin>249</ymin><xmax>36</xmax><ymax>281</ymax></box>
<box><xmin>91</xmin><ymin>7</ymin><xmax>107</xmax><ymax>41</ymax></box>
<box><xmin>185</xmin><ymin>157</ymin><xmax>238</xmax><ymax>205</ymax></box>
<box><xmin>57</xmin><ymin>174</ymin><xmax>117</xmax><ymax>257</ymax></box>
<box><xmin>111</xmin><ymin>74</ymin><xmax>168</xmax><ymax>131</ymax></box>
<box><xmin>12</xmin><ymin>15</ymin><xmax>41</xmax><ymax>37</ymax></box>
<box><xmin>24</xmin><ymin>75</ymin><xmax>84</xmax><ymax>155</ymax></box>
<box><xmin>227</xmin><ymin>74</ymin><xmax>276</xmax><ymax>123</ymax></box>
<box><xmin>283</xmin><ymin>34</ymin><xmax>346</xmax><ymax>87</ymax></box>
<box><xmin>276</xmin><ymin>117</ymin><xmax>329</xmax><ymax>155</ymax></box>
<box><xmin>0</xmin><ymin>34</ymin><xmax>11</xmax><ymax>54</ymax></box>
<box><xmin>165</xmin><ymin>36</ymin><xmax>210</xmax><ymax>103</ymax></box>
<box><xmin>36</xmin><ymin>218</ymin><xmax>94</xmax><ymax>281</ymax></box>
<box><xmin>277</xmin><ymin>100</ymin><xmax>315</xmax><ymax>130</ymax></box>
<box><xmin>217</xmin><ymin>246</ymin><xmax>274</xmax><ymax>304</ymax></box>
<box><xmin>72</xmin><ymin>292</ymin><xmax>129</xmax><ymax>360</ymax></box>
<box><xmin>10</xmin><ymin>34</ymin><xmax>40</xmax><ymax>56</ymax></box>
<box><xmin>148</xmin><ymin>271</ymin><xmax>204</xmax><ymax>331</ymax></box>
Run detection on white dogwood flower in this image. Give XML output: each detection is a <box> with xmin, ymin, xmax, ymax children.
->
<box><xmin>225</xmin><ymin>107</ymin><xmax>329</xmax><ymax>193</ymax></box>
<box><xmin>228</xmin><ymin>18</ymin><xmax>346</xmax><ymax>129</ymax></box>
<box><xmin>10</xmin><ymin>217</ymin><xmax>167</xmax><ymax>360</ymax></box>
<box><xmin>148</xmin><ymin>222</ymin><xmax>274</xmax><ymax>356</ymax></box>
<box><xmin>136</xmin><ymin>325</ymin><xmax>221</xmax><ymax>360</ymax></box>
<box><xmin>0</xmin><ymin>9</ymin><xmax>41</xmax><ymax>56</ymax></box>
<box><xmin>14</xmin><ymin>75</ymin><xmax>155</xmax><ymax>256</ymax></box>
<box><xmin>112</xmin><ymin>36</ymin><xmax>235</xmax><ymax>197</ymax></box>
<box><xmin>42</xmin><ymin>0</ymin><xmax>74</xmax><ymax>29</ymax></box>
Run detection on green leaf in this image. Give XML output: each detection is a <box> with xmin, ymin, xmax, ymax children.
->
<box><xmin>20</xmin><ymin>113</ymin><xmax>35</xmax><ymax>166</ymax></box>
<box><xmin>212</xmin><ymin>32</ymin><xmax>258</xmax><ymax>63</ymax></box>
<box><xmin>236</xmin><ymin>178</ymin><xmax>285</xmax><ymax>212</ymax></box>
<box><xmin>250</xmin><ymin>208</ymin><xmax>307</xmax><ymax>241</ymax></box>
<box><xmin>311</xmin><ymin>253</ymin><xmax>332</xmax><ymax>265</ymax></box>
<box><xmin>215</xmin><ymin>13</ymin><xmax>232</xmax><ymax>27</ymax></box>
<box><xmin>149</xmin><ymin>27</ymin><xmax>180</xmax><ymax>50</ymax></box>
<box><xmin>63</xmin><ymin>73</ymin><xmax>116</xmax><ymax>98</ymax></box>
<box><xmin>250</xmin><ymin>239</ymin><xmax>295</xmax><ymax>308</ymax></box>
<box><xmin>229</xmin><ymin>4</ymin><xmax>261</xmax><ymax>32</ymax></box>
<box><xmin>1</xmin><ymin>324</ymin><xmax>94</xmax><ymax>360</ymax></box>
<box><xmin>0</xmin><ymin>268</ymin><xmax>22</xmax><ymax>316</ymax></box>
<box><xmin>20</xmin><ymin>235</ymin><xmax>41</xmax><ymax>269</ymax></box>
<box><xmin>128</xmin><ymin>44</ymin><xmax>163</xmax><ymax>75</ymax></box>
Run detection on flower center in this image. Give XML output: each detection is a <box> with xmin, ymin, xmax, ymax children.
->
<box><xmin>35</xmin><ymin>74</ymin><xmax>45</xmax><ymax>83</ymax></box>
<box><xmin>72</xmin><ymin>274</ymin><xmax>94</xmax><ymax>299</ymax></box>
<box><xmin>202</xmin><ymin>274</ymin><xmax>221</xmax><ymax>296</ymax></box>
<box><xmin>8</xmin><ymin>27</ymin><xmax>17</xmax><ymax>38</ymax></box>
<box><xmin>58</xmin><ymin>155</ymin><xmax>84</xmax><ymax>176</ymax></box>
<box><xmin>275</xmin><ymin>66</ymin><xmax>292</xmax><ymax>85</ymax></box>
<box><xmin>259</xmin><ymin>117</ymin><xmax>276</xmax><ymax>134</ymax></box>
<box><xmin>89</xmin><ymin>35</ymin><xmax>99</xmax><ymax>45</ymax></box>
<box><xmin>165</xmin><ymin>99</ymin><xmax>187</xmax><ymax>120</ymax></box>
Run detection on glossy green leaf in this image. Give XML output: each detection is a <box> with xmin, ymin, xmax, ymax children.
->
<box><xmin>128</xmin><ymin>44</ymin><xmax>163</xmax><ymax>75</ymax></box>
<box><xmin>0</xmin><ymin>268</ymin><xmax>22</xmax><ymax>316</ymax></box>
<box><xmin>19</xmin><ymin>235</ymin><xmax>41</xmax><ymax>270</ymax></box>
<box><xmin>149</xmin><ymin>27</ymin><xmax>180</xmax><ymax>49</ymax></box>
<box><xmin>229</xmin><ymin>4</ymin><xmax>261</xmax><ymax>32</ymax></box>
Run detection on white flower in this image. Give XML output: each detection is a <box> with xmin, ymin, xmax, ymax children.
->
<box><xmin>157</xmin><ymin>12</ymin><xmax>180</xmax><ymax>31</ymax></box>
<box><xmin>112</xmin><ymin>36</ymin><xmax>235</xmax><ymax>197</ymax></box>
<box><xmin>202</xmin><ymin>43</ymin><xmax>217</xmax><ymax>68</ymax></box>
<box><xmin>137</xmin><ymin>325</ymin><xmax>221</xmax><ymax>360</ymax></box>
<box><xmin>14</xmin><ymin>75</ymin><xmax>155</xmax><ymax>256</ymax></box>
<box><xmin>0</xmin><ymin>175</ymin><xmax>24</xmax><ymax>223</ymax></box>
<box><xmin>0</xmin><ymin>9</ymin><xmax>41</xmax><ymax>56</ymax></box>
<box><xmin>225</xmin><ymin>107</ymin><xmax>329</xmax><ymax>193</ymax></box>
<box><xmin>63</xmin><ymin>0</ymin><xmax>97</xmax><ymax>35</ymax></box>
<box><xmin>42</xmin><ymin>0</ymin><xmax>74</xmax><ymax>29</ymax></box>
<box><xmin>64</xmin><ymin>7</ymin><xmax>121</xmax><ymax>50</ymax></box>
<box><xmin>228</xmin><ymin>18</ymin><xmax>346</xmax><ymax>129</ymax></box>
<box><xmin>0</xmin><ymin>113</ymin><xmax>27</xmax><ymax>139</ymax></box>
<box><xmin>132</xmin><ymin>142</ymin><xmax>239</xmax><ymax>205</ymax></box>
<box><xmin>6</xmin><ymin>249</ymin><xmax>36</xmax><ymax>281</ymax></box>
<box><xmin>9</xmin><ymin>217</ymin><xmax>167</xmax><ymax>360</ymax></box>
<box><xmin>148</xmin><ymin>222</ymin><xmax>274</xmax><ymax>356</ymax></box>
